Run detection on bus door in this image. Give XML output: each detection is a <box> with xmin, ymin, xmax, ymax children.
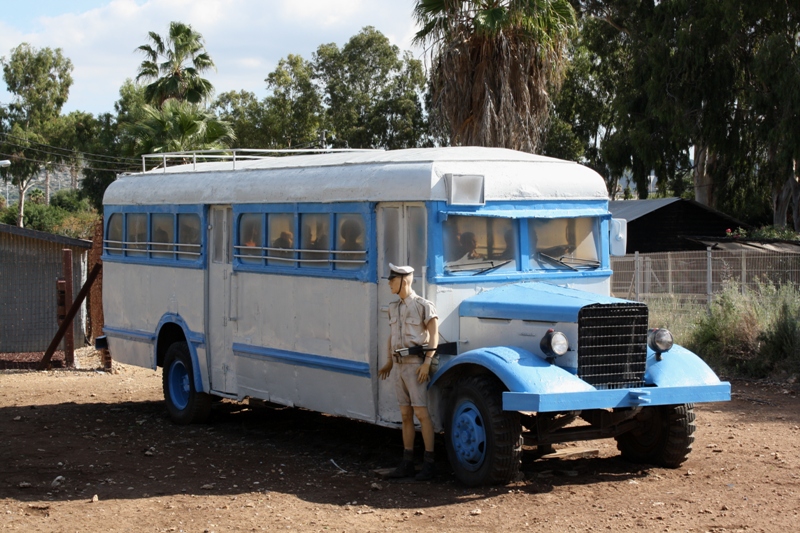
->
<box><xmin>207</xmin><ymin>206</ymin><xmax>236</xmax><ymax>394</ymax></box>
<box><xmin>376</xmin><ymin>202</ymin><xmax>428</xmax><ymax>424</ymax></box>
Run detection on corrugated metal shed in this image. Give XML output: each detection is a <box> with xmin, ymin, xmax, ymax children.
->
<box><xmin>0</xmin><ymin>223</ymin><xmax>91</xmax><ymax>352</ymax></box>
<box><xmin>609</xmin><ymin>198</ymin><xmax>749</xmax><ymax>253</ymax></box>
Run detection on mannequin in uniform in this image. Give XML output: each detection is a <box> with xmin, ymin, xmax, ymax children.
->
<box><xmin>378</xmin><ymin>264</ymin><xmax>438</xmax><ymax>480</ymax></box>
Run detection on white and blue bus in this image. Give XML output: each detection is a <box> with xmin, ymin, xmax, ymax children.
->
<box><xmin>102</xmin><ymin>147</ymin><xmax>729</xmax><ymax>486</ymax></box>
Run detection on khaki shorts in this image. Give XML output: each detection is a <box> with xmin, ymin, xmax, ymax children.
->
<box><xmin>394</xmin><ymin>357</ymin><xmax>429</xmax><ymax>407</ymax></box>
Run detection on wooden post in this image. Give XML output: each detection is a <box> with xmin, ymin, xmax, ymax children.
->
<box><xmin>39</xmin><ymin>263</ymin><xmax>102</xmax><ymax>370</ymax></box>
<box><xmin>62</xmin><ymin>249</ymin><xmax>75</xmax><ymax>367</ymax></box>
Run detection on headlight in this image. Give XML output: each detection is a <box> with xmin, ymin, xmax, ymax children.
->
<box><xmin>541</xmin><ymin>329</ymin><xmax>569</xmax><ymax>359</ymax></box>
<box><xmin>648</xmin><ymin>328</ymin><xmax>674</xmax><ymax>354</ymax></box>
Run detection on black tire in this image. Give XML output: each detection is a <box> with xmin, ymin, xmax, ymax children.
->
<box><xmin>162</xmin><ymin>342</ymin><xmax>212</xmax><ymax>425</ymax></box>
<box><xmin>444</xmin><ymin>375</ymin><xmax>522</xmax><ymax>486</ymax></box>
<box><xmin>615</xmin><ymin>404</ymin><xmax>696</xmax><ymax>468</ymax></box>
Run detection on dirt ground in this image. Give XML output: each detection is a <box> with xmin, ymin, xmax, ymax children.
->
<box><xmin>1</xmin><ymin>350</ymin><xmax>799</xmax><ymax>533</ymax></box>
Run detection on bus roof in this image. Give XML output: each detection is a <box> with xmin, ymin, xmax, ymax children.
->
<box><xmin>103</xmin><ymin>147</ymin><xmax>609</xmax><ymax>206</ymax></box>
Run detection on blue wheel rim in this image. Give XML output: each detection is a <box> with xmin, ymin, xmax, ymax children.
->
<box><xmin>451</xmin><ymin>400</ymin><xmax>486</xmax><ymax>471</ymax></box>
<box><xmin>168</xmin><ymin>359</ymin><xmax>191</xmax><ymax>410</ymax></box>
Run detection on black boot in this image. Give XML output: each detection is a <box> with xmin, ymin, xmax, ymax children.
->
<box><xmin>387</xmin><ymin>449</ymin><xmax>415</xmax><ymax>479</ymax></box>
<box><xmin>415</xmin><ymin>451</ymin><xmax>435</xmax><ymax>481</ymax></box>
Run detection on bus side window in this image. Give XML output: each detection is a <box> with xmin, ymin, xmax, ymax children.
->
<box><xmin>126</xmin><ymin>213</ymin><xmax>147</xmax><ymax>257</ymax></box>
<box><xmin>106</xmin><ymin>213</ymin><xmax>123</xmax><ymax>255</ymax></box>
<box><xmin>300</xmin><ymin>213</ymin><xmax>330</xmax><ymax>269</ymax></box>
<box><xmin>177</xmin><ymin>214</ymin><xmax>201</xmax><ymax>260</ymax></box>
<box><xmin>151</xmin><ymin>214</ymin><xmax>174</xmax><ymax>259</ymax></box>
<box><xmin>335</xmin><ymin>214</ymin><xmax>365</xmax><ymax>270</ymax></box>
<box><xmin>239</xmin><ymin>213</ymin><xmax>262</xmax><ymax>264</ymax></box>
<box><xmin>268</xmin><ymin>213</ymin><xmax>295</xmax><ymax>266</ymax></box>
<box><xmin>212</xmin><ymin>209</ymin><xmax>225</xmax><ymax>263</ymax></box>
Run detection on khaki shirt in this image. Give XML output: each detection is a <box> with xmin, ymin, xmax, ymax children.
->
<box><xmin>388</xmin><ymin>290</ymin><xmax>438</xmax><ymax>353</ymax></box>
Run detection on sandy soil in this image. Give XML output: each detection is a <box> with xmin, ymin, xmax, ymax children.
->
<box><xmin>1</xmin><ymin>350</ymin><xmax>799</xmax><ymax>532</ymax></box>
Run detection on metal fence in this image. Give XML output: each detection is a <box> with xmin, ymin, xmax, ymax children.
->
<box><xmin>611</xmin><ymin>250</ymin><xmax>800</xmax><ymax>304</ymax></box>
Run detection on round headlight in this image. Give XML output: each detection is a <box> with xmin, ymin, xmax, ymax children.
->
<box><xmin>648</xmin><ymin>328</ymin><xmax>674</xmax><ymax>353</ymax></box>
<box><xmin>541</xmin><ymin>330</ymin><xmax>569</xmax><ymax>358</ymax></box>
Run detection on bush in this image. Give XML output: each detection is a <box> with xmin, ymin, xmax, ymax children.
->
<box><xmin>54</xmin><ymin>211</ymin><xmax>100</xmax><ymax>240</ymax></box>
<box><xmin>50</xmin><ymin>189</ymin><xmax>93</xmax><ymax>213</ymax></box>
<box><xmin>1</xmin><ymin>202</ymin><xmax>68</xmax><ymax>233</ymax></box>
<box><xmin>683</xmin><ymin>281</ymin><xmax>800</xmax><ymax>378</ymax></box>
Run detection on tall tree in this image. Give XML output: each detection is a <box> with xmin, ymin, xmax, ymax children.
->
<box><xmin>414</xmin><ymin>0</ymin><xmax>577</xmax><ymax>152</ymax></box>
<box><xmin>264</xmin><ymin>54</ymin><xmax>323</xmax><ymax>148</ymax></box>
<box><xmin>1</xmin><ymin>43</ymin><xmax>73</xmax><ymax>227</ymax></box>
<box><xmin>135</xmin><ymin>21</ymin><xmax>215</xmax><ymax>107</ymax></box>
<box><xmin>314</xmin><ymin>27</ymin><xmax>428</xmax><ymax>148</ymax></box>
<box><xmin>212</xmin><ymin>90</ymin><xmax>270</xmax><ymax>149</ymax></box>
<box><xmin>127</xmin><ymin>99</ymin><xmax>235</xmax><ymax>156</ymax></box>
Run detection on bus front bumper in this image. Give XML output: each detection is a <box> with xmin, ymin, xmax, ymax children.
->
<box><xmin>502</xmin><ymin>383</ymin><xmax>731</xmax><ymax>413</ymax></box>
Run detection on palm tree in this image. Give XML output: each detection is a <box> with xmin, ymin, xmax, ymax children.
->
<box><xmin>135</xmin><ymin>21</ymin><xmax>215</xmax><ymax>107</ymax></box>
<box><xmin>128</xmin><ymin>99</ymin><xmax>235</xmax><ymax>155</ymax></box>
<box><xmin>414</xmin><ymin>0</ymin><xmax>577</xmax><ymax>152</ymax></box>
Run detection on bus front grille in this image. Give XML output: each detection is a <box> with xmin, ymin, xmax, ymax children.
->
<box><xmin>577</xmin><ymin>303</ymin><xmax>648</xmax><ymax>389</ymax></box>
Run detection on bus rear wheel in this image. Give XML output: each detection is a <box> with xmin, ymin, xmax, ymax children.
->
<box><xmin>445</xmin><ymin>375</ymin><xmax>522</xmax><ymax>486</ymax></box>
<box><xmin>162</xmin><ymin>342</ymin><xmax>212</xmax><ymax>424</ymax></box>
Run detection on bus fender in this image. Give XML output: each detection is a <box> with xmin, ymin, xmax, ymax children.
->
<box><xmin>429</xmin><ymin>346</ymin><xmax>594</xmax><ymax>396</ymax></box>
<box><xmin>645</xmin><ymin>344</ymin><xmax>725</xmax><ymax>387</ymax></box>
<box><xmin>154</xmin><ymin>313</ymin><xmax>207</xmax><ymax>393</ymax></box>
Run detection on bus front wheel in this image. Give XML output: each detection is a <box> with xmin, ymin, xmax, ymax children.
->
<box><xmin>445</xmin><ymin>375</ymin><xmax>522</xmax><ymax>486</ymax></box>
<box><xmin>162</xmin><ymin>342</ymin><xmax>212</xmax><ymax>424</ymax></box>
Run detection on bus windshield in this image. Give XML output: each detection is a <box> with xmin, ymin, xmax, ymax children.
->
<box><xmin>443</xmin><ymin>215</ymin><xmax>600</xmax><ymax>274</ymax></box>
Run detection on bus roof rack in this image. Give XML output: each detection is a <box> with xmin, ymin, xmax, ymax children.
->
<box><xmin>140</xmin><ymin>148</ymin><xmax>382</xmax><ymax>173</ymax></box>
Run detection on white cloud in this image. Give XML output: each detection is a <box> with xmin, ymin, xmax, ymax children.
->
<box><xmin>0</xmin><ymin>0</ymin><xmax>423</xmax><ymax>115</ymax></box>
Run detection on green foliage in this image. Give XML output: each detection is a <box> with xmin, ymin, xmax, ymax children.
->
<box><xmin>683</xmin><ymin>281</ymin><xmax>800</xmax><ymax>378</ymax></box>
<box><xmin>127</xmin><ymin>99</ymin><xmax>235</xmax><ymax>155</ymax></box>
<box><xmin>732</xmin><ymin>226</ymin><xmax>800</xmax><ymax>241</ymax></box>
<box><xmin>414</xmin><ymin>0</ymin><xmax>577</xmax><ymax>152</ymax></box>
<box><xmin>314</xmin><ymin>27</ymin><xmax>428</xmax><ymax>149</ymax></box>
<box><xmin>135</xmin><ymin>21</ymin><xmax>215</xmax><ymax>107</ymax></box>
<box><xmin>1</xmin><ymin>201</ymin><xmax>67</xmax><ymax>232</ymax></box>
<box><xmin>212</xmin><ymin>90</ymin><xmax>270</xmax><ymax>149</ymax></box>
<box><xmin>265</xmin><ymin>54</ymin><xmax>323</xmax><ymax>148</ymax></box>
<box><xmin>50</xmin><ymin>188</ymin><xmax>92</xmax><ymax>213</ymax></box>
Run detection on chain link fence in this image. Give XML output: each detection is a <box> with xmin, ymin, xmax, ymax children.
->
<box><xmin>611</xmin><ymin>250</ymin><xmax>800</xmax><ymax>305</ymax></box>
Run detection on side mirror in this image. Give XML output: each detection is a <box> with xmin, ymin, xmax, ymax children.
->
<box><xmin>609</xmin><ymin>218</ymin><xmax>627</xmax><ymax>256</ymax></box>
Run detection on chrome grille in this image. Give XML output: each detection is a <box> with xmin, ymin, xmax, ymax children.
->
<box><xmin>577</xmin><ymin>303</ymin><xmax>648</xmax><ymax>389</ymax></box>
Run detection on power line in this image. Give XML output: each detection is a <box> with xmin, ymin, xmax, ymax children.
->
<box><xmin>0</xmin><ymin>151</ymin><xmax>139</xmax><ymax>174</ymax></box>
<box><xmin>0</xmin><ymin>136</ymin><xmax>137</xmax><ymax>170</ymax></box>
<box><xmin>0</xmin><ymin>132</ymin><xmax>139</xmax><ymax>164</ymax></box>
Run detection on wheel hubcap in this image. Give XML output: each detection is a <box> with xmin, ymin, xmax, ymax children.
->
<box><xmin>451</xmin><ymin>400</ymin><xmax>486</xmax><ymax>471</ymax></box>
<box><xmin>168</xmin><ymin>360</ymin><xmax>191</xmax><ymax>410</ymax></box>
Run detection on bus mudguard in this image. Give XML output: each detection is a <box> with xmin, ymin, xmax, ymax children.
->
<box><xmin>154</xmin><ymin>313</ymin><xmax>207</xmax><ymax>394</ymax></box>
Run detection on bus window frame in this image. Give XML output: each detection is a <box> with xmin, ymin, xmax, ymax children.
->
<box><xmin>102</xmin><ymin>205</ymin><xmax>206</xmax><ymax>269</ymax></box>
<box><xmin>231</xmin><ymin>202</ymin><xmax>376</xmax><ymax>283</ymax></box>
<box><xmin>428</xmin><ymin>201</ymin><xmax>613</xmax><ymax>285</ymax></box>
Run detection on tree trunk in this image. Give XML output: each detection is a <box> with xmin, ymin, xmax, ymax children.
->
<box><xmin>16</xmin><ymin>182</ymin><xmax>27</xmax><ymax>228</ymax></box>
<box><xmin>45</xmin><ymin>168</ymin><xmax>51</xmax><ymax>204</ymax></box>
<box><xmin>772</xmin><ymin>175</ymin><xmax>793</xmax><ymax>228</ymax></box>
<box><xmin>792</xmin><ymin>161</ymin><xmax>800</xmax><ymax>232</ymax></box>
<box><xmin>693</xmin><ymin>144</ymin><xmax>715</xmax><ymax>207</ymax></box>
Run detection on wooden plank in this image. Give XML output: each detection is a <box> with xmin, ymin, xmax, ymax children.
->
<box><xmin>539</xmin><ymin>447</ymin><xmax>599</xmax><ymax>460</ymax></box>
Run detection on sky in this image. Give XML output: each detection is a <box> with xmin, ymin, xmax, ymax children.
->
<box><xmin>0</xmin><ymin>0</ymin><xmax>423</xmax><ymax>116</ymax></box>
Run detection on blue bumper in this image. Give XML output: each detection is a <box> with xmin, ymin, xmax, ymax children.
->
<box><xmin>503</xmin><ymin>382</ymin><xmax>731</xmax><ymax>412</ymax></box>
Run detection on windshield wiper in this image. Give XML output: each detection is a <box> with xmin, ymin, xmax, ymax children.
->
<box><xmin>472</xmin><ymin>259</ymin><xmax>512</xmax><ymax>275</ymax></box>
<box><xmin>445</xmin><ymin>258</ymin><xmax>504</xmax><ymax>273</ymax></box>
<box><xmin>539</xmin><ymin>253</ymin><xmax>599</xmax><ymax>271</ymax></box>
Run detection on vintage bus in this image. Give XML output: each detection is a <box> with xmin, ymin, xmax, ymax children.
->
<box><xmin>101</xmin><ymin>147</ymin><xmax>730</xmax><ymax>486</ymax></box>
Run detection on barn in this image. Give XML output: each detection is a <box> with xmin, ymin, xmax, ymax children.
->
<box><xmin>0</xmin><ymin>223</ymin><xmax>91</xmax><ymax>353</ymax></box>
<box><xmin>608</xmin><ymin>198</ymin><xmax>749</xmax><ymax>253</ymax></box>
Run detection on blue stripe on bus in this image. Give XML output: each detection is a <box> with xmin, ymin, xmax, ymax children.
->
<box><xmin>232</xmin><ymin>343</ymin><xmax>371</xmax><ymax>378</ymax></box>
<box><xmin>102</xmin><ymin>325</ymin><xmax>156</xmax><ymax>343</ymax></box>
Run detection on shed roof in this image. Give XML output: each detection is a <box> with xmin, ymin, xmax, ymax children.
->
<box><xmin>0</xmin><ymin>223</ymin><xmax>92</xmax><ymax>249</ymax></box>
